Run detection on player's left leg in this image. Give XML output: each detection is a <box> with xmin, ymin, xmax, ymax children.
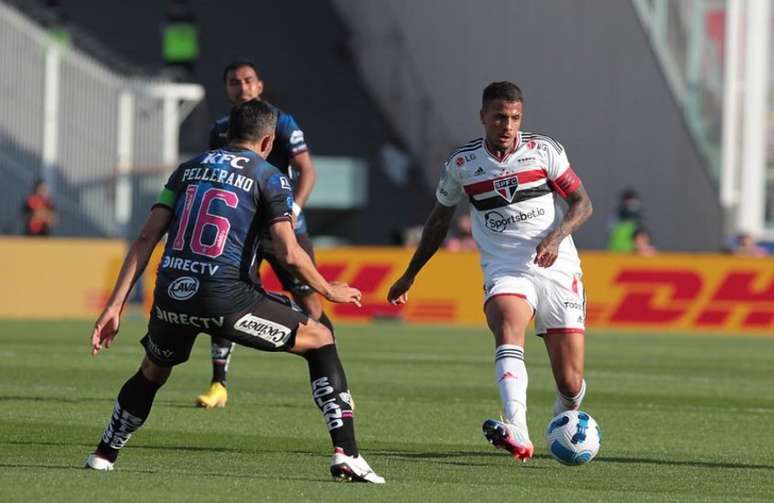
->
<box><xmin>543</xmin><ymin>331</ymin><xmax>586</xmax><ymax>415</ymax></box>
<box><xmin>86</xmin><ymin>318</ymin><xmax>198</xmax><ymax>470</ymax></box>
<box><xmin>86</xmin><ymin>316</ymin><xmax>197</xmax><ymax>470</ymax></box>
<box><xmin>536</xmin><ymin>271</ymin><xmax>587</xmax><ymax>415</ymax></box>
<box><xmin>86</xmin><ymin>357</ymin><xmax>171</xmax><ymax>470</ymax></box>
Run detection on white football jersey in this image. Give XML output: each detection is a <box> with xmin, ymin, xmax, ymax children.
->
<box><xmin>436</xmin><ymin>132</ymin><xmax>583</xmax><ymax>276</ymax></box>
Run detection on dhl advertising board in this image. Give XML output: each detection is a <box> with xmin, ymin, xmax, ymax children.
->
<box><xmin>2</xmin><ymin>237</ymin><xmax>774</xmax><ymax>335</ymax></box>
<box><xmin>256</xmin><ymin>249</ymin><xmax>774</xmax><ymax>334</ymax></box>
<box><xmin>0</xmin><ymin>237</ymin><xmax>124</xmax><ymax>319</ymax></box>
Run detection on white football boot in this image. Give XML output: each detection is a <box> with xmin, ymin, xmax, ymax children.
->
<box><xmin>84</xmin><ymin>453</ymin><xmax>114</xmax><ymax>471</ymax></box>
<box><xmin>482</xmin><ymin>418</ymin><xmax>534</xmax><ymax>462</ymax></box>
<box><xmin>330</xmin><ymin>448</ymin><xmax>385</xmax><ymax>484</ymax></box>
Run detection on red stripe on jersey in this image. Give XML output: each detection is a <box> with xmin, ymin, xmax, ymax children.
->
<box><xmin>548</xmin><ymin>166</ymin><xmax>581</xmax><ymax>198</ymax></box>
<box><xmin>464</xmin><ymin>169</ymin><xmax>548</xmax><ymax>196</ymax></box>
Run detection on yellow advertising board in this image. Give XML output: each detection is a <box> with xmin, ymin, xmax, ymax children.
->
<box><xmin>0</xmin><ymin>237</ymin><xmax>125</xmax><ymax>319</ymax></box>
<box><xmin>256</xmin><ymin>249</ymin><xmax>774</xmax><ymax>334</ymax></box>
<box><xmin>581</xmin><ymin>252</ymin><xmax>774</xmax><ymax>334</ymax></box>
<box><xmin>2</xmin><ymin>236</ymin><xmax>773</xmax><ymax>335</ymax></box>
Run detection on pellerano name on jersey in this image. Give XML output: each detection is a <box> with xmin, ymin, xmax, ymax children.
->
<box><xmin>181</xmin><ymin>166</ymin><xmax>254</xmax><ymax>193</ymax></box>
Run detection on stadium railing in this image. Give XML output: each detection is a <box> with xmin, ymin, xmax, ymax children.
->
<box><xmin>0</xmin><ymin>2</ymin><xmax>203</xmax><ymax>237</ymax></box>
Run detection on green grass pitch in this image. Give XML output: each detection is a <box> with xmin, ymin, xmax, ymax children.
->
<box><xmin>1</xmin><ymin>320</ymin><xmax>773</xmax><ymax>502</ymax></box>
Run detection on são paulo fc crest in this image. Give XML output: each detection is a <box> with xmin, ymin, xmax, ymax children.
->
<box><xmin>494</xmin><ymin>175</ymin><xmax>519</xmax><ymax>202</ymax></box>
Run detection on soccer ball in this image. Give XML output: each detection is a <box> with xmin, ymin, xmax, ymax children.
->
<box><xmin>545</xmin><ymin>410</ymin><xmax>601</xmax><ymax>465</ymax></box>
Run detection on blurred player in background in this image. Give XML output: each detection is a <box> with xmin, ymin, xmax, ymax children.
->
<box><xmin>388</xmin><ymin>81</ymin><xmax>593</xmax><ymax>462</ymax></box>
<box><xmin>198</xmin><ymin>59</ymin><xmax>332</xmax><ymax>408</ymax></box>
<box><xmin>86</xmin><ymin>100</ymin><xmax>384</xmax><ymax>483</ymax></box>
<box><xmin>23</xmin><ymin>179</ymin><xmax>56</xmax><ymax>236</ymax></box>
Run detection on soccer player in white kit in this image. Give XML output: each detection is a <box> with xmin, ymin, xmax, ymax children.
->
<box><xmin>387</xmin><ymin>81</ymin><xmax>593</xmax><ymax>461</ymax></box>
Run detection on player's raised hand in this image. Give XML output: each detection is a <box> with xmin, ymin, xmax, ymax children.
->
<box><xmin>534</xmin><ymin>233</ymin><xmax>560</xmax><ymax>268</ymax></box>
<box><xmin>387</xmin><ymin>275</ymin><xmax>414</xmax><ymax>305</ymax></box>
<box><xmin>91</xmin><ymin>306</ymin><xmax>122</xmax><ymax>356</ymax></box>
<box><xmin>326</xmin><ymin>282</ymin><xmax>362</xmax><ymax>307</ymax></box>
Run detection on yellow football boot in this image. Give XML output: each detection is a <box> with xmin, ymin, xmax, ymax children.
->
<box><xmin>196</xmin><ymin>382</ymin><xmax>228</xmax><ymax>408</ymax></box>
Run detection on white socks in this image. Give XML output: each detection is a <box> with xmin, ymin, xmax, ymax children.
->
<box><xmin>553</xmin><ymin>378</ymin><xmax>587</xmax><ymax>416</ymax></box>
<box><xmin>495</xmin><ymin>345</ymin><xmax>528</xmax><ymax>427</ymax></box>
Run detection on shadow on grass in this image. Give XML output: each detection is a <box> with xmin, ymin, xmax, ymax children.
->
<box><xmin>0</xmin><ymin>462</ymin><xmax>330</xmax><ymax>482</ymax></box>
<box><xmin>6</xmin><ymin>439</ymin><xmax>772</xmax><ymax>473</ymax></box>
<box><xmin>0</xmin><ymin>439</ymin><xmax>324</xmax><ymax>457</ymax></box>
<box><xmin>596</xmin><ymin>455</ymin><xmax>774</xmax><ymax>471</ymax></box>
<box><xmin>0</xmin><ymin>395</ymin><xmax>111</xmax><ymax>404</ymax></box>
<box><xmin>0</xmin><ymin>395</ymin><xmax>307</xmax><ymax>410</ymax></box>
<box><xmin>374</xmin><ymin>449</ymin><xmax>774</xmax><ymax>471</ymax></box>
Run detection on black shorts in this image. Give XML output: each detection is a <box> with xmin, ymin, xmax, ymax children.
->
<box><xmin>141</xmin><ymin>291</ymin><xmax>309</xmax><ymax>367</ymax></box>
<box><xmin>261</xmin><ymin>233</ymin><xmax>315</xmax><ymax>297</ymax></box>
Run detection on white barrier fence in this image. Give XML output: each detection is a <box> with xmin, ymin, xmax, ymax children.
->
<box><xmin>0</xmin><ymin>1</ymin><xmax>203</xmax><ymax>236</ymax></box>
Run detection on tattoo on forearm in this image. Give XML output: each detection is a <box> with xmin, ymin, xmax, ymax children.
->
<box><xmin>407</xmin><ymin>208</ymin><xmax>453</xmax><ymax>276</ymax></box>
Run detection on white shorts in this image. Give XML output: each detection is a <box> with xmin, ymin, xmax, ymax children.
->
<box><xmin>483</xmin><ymin>267</ymin><xmax>586</xmax><ymax>336</ymax></box>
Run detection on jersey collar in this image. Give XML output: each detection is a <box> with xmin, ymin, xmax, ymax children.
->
<box><xmin>484</xmin><ymin>132</ymin><xmax>521</xmax><ymax>163</ymax></box>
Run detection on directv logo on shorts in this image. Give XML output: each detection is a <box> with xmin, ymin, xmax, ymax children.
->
<box><xmin>484</xmin><ymin>208</ymin><xmax>546</xmax><ymax>232</ymax></box>
<box><xmin>167</xmin><ymin>276</ymin><xmax>199</xmax><ymax>300</ymax></box>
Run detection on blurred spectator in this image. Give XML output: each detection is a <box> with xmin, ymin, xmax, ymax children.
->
<box><xmin>401</xmin><ymin>226</ymin><xmax>424</xmax><ymax>247</ymax></box>
<box><xmin>379</xmin><ymin>141</ymin><xmax>412</xmax><ymax>186</ymax></box>
<box><xmin>607</xmin><ymin>188</ymin><xmax>645</xmax><ymax>252</ymax></box>
<box><xmin>43</xmin><ymin>0</ymin><xmax>73</xmax><ymax>47</ymax></box>
<box><xmin>632</xmin><ymin>228</ymin><xmax>657</xmax><ymax>256</ymax></box>
<box><xmin>732</xmin><ymin>233</ymin><xmax>767</xmax><ymax>257</ymax></box>
<box><xmin>22</xmin><ymin>179</ymin><xmax>56</xmax><ymax>236</ymax></box>
<box><xmin>161</xmin><ymin>0</ymin><xmax>199</xmax><ymax>81</ymax></box>
<box><xmin>445</xmin><ymin>214</ymin><xmax>477</xmax><ymax>251</ymax></box>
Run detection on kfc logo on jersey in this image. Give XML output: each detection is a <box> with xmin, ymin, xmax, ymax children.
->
<box><xmin>168</xmin><ymin>276</ymin><xmax>199</xmax><ymax>300</ymax></box>
<box><xmin>455</xmin><ymin>157</ymin><xmax>464</xmax><ymax>167</ymax></box>
<box><xmin>494</xmin><ymin>175</ymin><xmax>519</xmax><ymax>202</ymax></box>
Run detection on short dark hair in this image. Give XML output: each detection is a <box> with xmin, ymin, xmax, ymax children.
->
<box><xmin>482</xmin><ymin>81</ymin><xmax>523</xmax><ymax>108</ymax></box>
<box><xmin>222</xmin><ymin>59</ymin><xmax>260</xmax><ymax>82</ymax></box>
<box><xmin>227</xmin><ymin>99</ymin><xmax>277</xmax><ymax>142</ymax></box>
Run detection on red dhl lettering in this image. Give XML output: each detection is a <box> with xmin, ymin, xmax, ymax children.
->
<box><xmin>697</xmin><ymin>271</ymin><xmax>774</xmax><ymax>328</ymax></box>
<box><xmin>609</xmin><ymin>269</ymin><xmax>701</xmax><ymax>324</ymax></box>
<box><xmin>260</xmin><ymin>261</ymin><xmax>458</xmax><ymax>322</ymax></box>
<box><xmin>605</xmin><ymin>268</ymin><xmax>774</xmax><ymax>330</ymax></box>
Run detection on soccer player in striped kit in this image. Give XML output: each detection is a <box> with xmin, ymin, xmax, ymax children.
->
<box><xmin>388</xmin><ymin>81</ymin><xmax>593</xmax><ymax>462</ymax></box>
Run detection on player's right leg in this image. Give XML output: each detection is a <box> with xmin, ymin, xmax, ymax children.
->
<box><xmin>213</xmin><ymin>293</ymin><xmax>384</xmax><ymax>483</ymax></box>
<box><xmin>85</xmin><ymin>316</ymin><xmax>197</xmax><ymax>470</ymax></box>
<box><xmin>289</xmin><ymin>322</ymin><xmax>384</xmax><ymax>483</ymax></box>
<box><xmin>481</xmin><ymin>277</ymin><xmax>537</xmax><ymax>461</ymax></box>
<box><xmin>195</xmin><ymin>336</ymin><xmax>233</xmax><ymax>408</ymax></box>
